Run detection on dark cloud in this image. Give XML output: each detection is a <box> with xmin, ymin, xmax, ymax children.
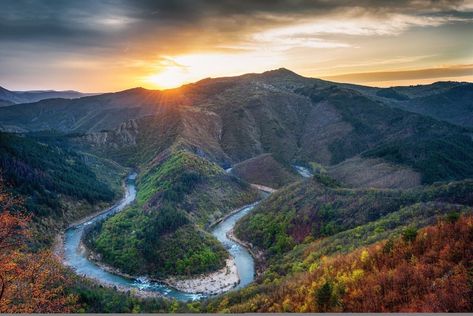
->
<box><xmin>0</xmin><ymin>0</ymin><xmax>471</xmax><ymax>90</ymax></box>
<box><xmin>1</xmin><ymin>0</ymin><xmax>470</xmax><ymax>46</ymax></box>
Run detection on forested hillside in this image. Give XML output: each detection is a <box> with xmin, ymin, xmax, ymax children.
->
<box><xmin>0</xmin><ymin>132</ymin><xmax>125</xmax><ymax>246</ymax></box>
<box><xmin>235</xmin><ymin>175</ymin><xmax>473</xmax><ymax>257</ymax></box>
<box><xmin>85</xmin><ymin>149</ymin><xmax>258</xmax><ymax>277</ymax></box>
<box><xmin>204</xmin><ymin>214</ymin><xmax>473</xmax><ymax>312</ymax></box>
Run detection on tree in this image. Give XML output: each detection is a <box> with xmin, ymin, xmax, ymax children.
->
<box><xmin>402</xmin><ymin>226</ymin><xmax>418</xmax><ymax>243</ymax></box>
<box><xmin>316</xmin><ymin>281</ymin><xmax>335</xmax><ymax>312</ymax></box>
<box><xmin>0</xmin><ymin>177</ymin><xmax>78</xmax><ymax>312</ymax></box>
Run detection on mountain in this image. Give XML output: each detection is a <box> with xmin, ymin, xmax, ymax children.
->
<box><xmin>49</xmin><ymin>69</ymin><xmax>473</xmax><ymax>185</ymax></box>
<box><xmin>0</xmin><ymin>86</ymin><xmax>92</xmax><ymax>106</ymax></box>
<box><xmin>345</xmin><ymin>81</ymin><xmax>473</xmax><ymax>127</ymax></box>
<box><xmin>0</xmin><ymin>87</ymin><xmax>167</xmax><ymax>132</ymax></box>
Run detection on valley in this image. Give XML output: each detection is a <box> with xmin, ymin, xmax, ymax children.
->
<box><xmin>1</xmin><ymin>69</ymin><xmax>473</xmax><ymax>312</ymax></box>
<box><xmin>62</xmin><ymin>173</ymin><xmax>265</xmax><ymax>300</ymax></box>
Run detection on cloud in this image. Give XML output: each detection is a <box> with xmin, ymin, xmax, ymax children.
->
<box><xmin>1</xmin><ymin>0</ymin><xmax>472</xmax><ymax>50</ymax></box>
<box><xmin>322</xmin><ymin>64</ymin><xmax>473</xmax><ymax>83</ymax></box>
<box><xmin>1</xmin><ymin>0</ymin><xmax>472</xmax><ymax>90</ymax></box>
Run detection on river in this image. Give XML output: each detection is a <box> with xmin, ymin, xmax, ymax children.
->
<box><xmin>63</xmin><ymin>173</ymin><xmax>259</xmax><ymax>301</ymax></box>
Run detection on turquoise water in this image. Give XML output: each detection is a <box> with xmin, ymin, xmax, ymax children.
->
<box><xmin>63</xmin><ymin>173</ymin><xmax>258</xmax><ymax>301</ymax></box>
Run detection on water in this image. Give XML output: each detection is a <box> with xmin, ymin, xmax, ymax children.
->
<box><xmin>211</xmin><ymin>202</ymin><xmax>259</xmax><ymax>289</ymax></box>
<box><xmin>63</xmin><ymin>173</ymin><xmax>258</xmax><ymax>301</ymax></box>
<box><xmin>293</xmin><ymin>165</ymin><xmax>313</xmax><ymax>178</ymax></box>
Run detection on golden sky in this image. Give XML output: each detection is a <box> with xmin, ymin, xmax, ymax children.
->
<box><xmin>1</xmin><ymin>0</ymin><xmax>472</xmax><ymax>92</ymax></box>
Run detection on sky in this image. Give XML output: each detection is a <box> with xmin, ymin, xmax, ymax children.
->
<box><xmin>1</xmin><ymin>0</ymin><xmax>472</xmax><ymax>92</ymax></box>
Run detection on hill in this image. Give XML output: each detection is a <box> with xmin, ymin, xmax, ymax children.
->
<box><xmin>0</xmin><ymin>86</ymin><xmax>91</xmax><ymax>105</ymax></box>
<box><xmin>0</xmin><ymin>132</ymin><xmax>125</xmax><ymax>246</ymax></box>
<box><xmin>27</xmin><ymin>69</ymin><xmax>471</xmax><ymax>186</ymax></box>
<box><xmin>0</xmin><ymin>88</ymin><xmax>166</xmax><ymax>132</ymax></box>
<box><xmin>205</xmin><ymin>214</ymin><xmax>473</xmax><ymax>312</ymax></box>
<box><xmin>235</xmin><ymin>175</ymin><xmax>473</xmax><ymax>257</ymax></box>
<box><xmin>346</xmin><ymin>81</ymin><xmax>473</xmax><ymax>127</ymax></box>
<box><xmin>230</xmin><ymin>154</ymin><xmax>300</xmax><ymax>189</ymax></box>
<box><xmin>85</xmin><ymin>149</ymin><xmax>258</xmax><ymax>278</ymax></box>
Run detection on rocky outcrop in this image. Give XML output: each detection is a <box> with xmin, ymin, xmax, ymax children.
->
<box><xmin>81</xmin><ymin>119</ymin><xmax>139</xmax><ymax>148</ymax></box>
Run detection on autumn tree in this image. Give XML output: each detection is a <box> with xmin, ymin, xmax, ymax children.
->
<box><xmin>0</xmin><ymin>177</ymin><xmax>78</xmax><ymax>312</ymax></box>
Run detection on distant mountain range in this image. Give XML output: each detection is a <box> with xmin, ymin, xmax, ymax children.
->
<box><xmin>0</xmin><ymin>85</ymin><xmax>94</xmax><ymax>106</ymax></box>
<box><xmin>0</xmin><ymin>69</ymin><xmax>472</xmax><ymax>185</ymax></box>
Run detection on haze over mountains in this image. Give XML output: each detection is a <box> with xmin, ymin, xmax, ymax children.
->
<box><xmin>0</xmin><ymin>85</ymin><xmax>93</xmax><ymax>107</ymax></box>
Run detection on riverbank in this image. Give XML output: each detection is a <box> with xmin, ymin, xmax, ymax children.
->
<box><xmin>164</xmin><ymin>258</ymin><xmax>239</xmax><ymax>295</ymax></box>
<box><xmin>57</xmin><ymin>172</ymin><xmax>269</xmax><ymax>300</ymax></box>
<box><xmin>226</xmin><ymin>228</ymin><xmax>266</xmax><ymax>275</ymax></box>
<box><xmin>53</xmin><ymin>177</ymin><xmax>130</xmax><ymax>260</ymax></box>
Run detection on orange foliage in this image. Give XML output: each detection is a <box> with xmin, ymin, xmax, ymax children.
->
<box><xmin>230</xmin><ymin>215</ymin><xmax>473</xmax><ymax>312</ymax></box>
<box><xmin>0</xmin><ymin>179</ymin><xmax>78</xmax><ymax>313</ymax></box>
<box><xmin>341</xmin><ymin>217</ymin><xmax>473</xmax><ymax>312</ymax></box>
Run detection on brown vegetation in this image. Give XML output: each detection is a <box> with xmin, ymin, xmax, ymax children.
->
<box><xmin>214</xmin><ymin>214</ymin><xmax>473</xmax><ymax>312</ymax></box>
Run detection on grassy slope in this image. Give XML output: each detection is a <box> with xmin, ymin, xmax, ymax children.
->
<box><xmin>230</xmin><ymin>153</ymin><xmax>300</xmax><ymax>189</ymax></box>
<box><xmin>87</xmin><ymin>149</ymin><xmax>259</xmax><ymax>277</ymax></box>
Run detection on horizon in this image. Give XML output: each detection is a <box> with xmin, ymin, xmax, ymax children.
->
<box><xmin>1</xmin><ymin>1</ymin><xmax>472</xmax><ymax>92</ymax></box>
<box><xmin>2</xmin><ymin>67</ymin><xmax>473</xmax><ymax>94</ymax></box>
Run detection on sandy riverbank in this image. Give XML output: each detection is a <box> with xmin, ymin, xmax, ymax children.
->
<box><xmin>164</xmin><ymin>258</ymin><xmax>239</xmax><ymax>295</ymax></box>
<box><xmin>84</xmin><ymin>241</ymin><xmax>239</xmax><ymax>296</ymax></box>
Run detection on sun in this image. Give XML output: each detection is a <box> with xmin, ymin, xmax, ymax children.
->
<box><xmin>144</xmin><ymin>66</ymin><xmax>187</xmax><ymax>89</ymax></box>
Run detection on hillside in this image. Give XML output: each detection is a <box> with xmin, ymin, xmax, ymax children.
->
<box><xmin>205</xmin><ymin>214</ymin><xmax>473</xmax><ymax>312</ymax></box>
<box><xmin>0</xmin><ymin>88</ymin><xmax>167</xmax><ymax>133</ymax></box>
<box><xmin>0</xmin><ymin>132</ymin><xmax>126</xmax><ymax>246</ymax></box>
<box><xmin>194</xmin><ymin>175</ymin><xmax>473</xmax><ymax>312</ymax></box>
<box><xmin>235</xmin><ymin>175</ymin><xmax>473</xmax><ymax>257</ymax></box>
<box><xmin>230</xmin><ymin>153</ymin><xmax>300</xmax><ymax>189</ymax></box>
<box><xmin>85</xmin><ymin>149</ymin><xmax>258</xmax><ymax>278</ymax></box>
<box><xmin>346</xmin><ymin>81</ymin><xmax>473</xmax><ymax>127</ymax></box>
<box><xmin>31</xmin><ymin>69</ymin><xmax>471</xmax><ymax>186</ymax></box>
<box><xmin>327</xmin><ymin>156</ymin><xmax>421</xmax><ymax>189</ymax></box>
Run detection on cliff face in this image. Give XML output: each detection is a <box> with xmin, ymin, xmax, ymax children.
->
<box><xmin>82</xmin><ymin>119</ymin><xmax>139</xmax><ymax>148</ymax></box>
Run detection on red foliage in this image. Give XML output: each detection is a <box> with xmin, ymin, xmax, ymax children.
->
<box><xmin>343</xmin><ymin>217</ymin><xmax>473</xmax><ymax>312</ymax></box>
<box><xmin>227</xmin><ymin>215</ymin><xmax>473</xmax><ymax>312</ymax></box>
<box><xmin>0</xmin><ymin>178</ymin><xmax>78</xmax><ymax>313</ymax></box>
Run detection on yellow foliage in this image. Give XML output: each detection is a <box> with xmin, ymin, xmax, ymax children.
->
<box><xmin>351</xmin><ymin>268</ymin><xmax>364</xmax><ymax>281</ymax></box>
<box><xmin>309</xmin><ymin>262</ymin><xmax>319</xmax><ymax>273</ymax></box>
<box><xmin>360</xmin><ymin>249</ymin><xmax>370</xmax><ymax>263</ymax></box>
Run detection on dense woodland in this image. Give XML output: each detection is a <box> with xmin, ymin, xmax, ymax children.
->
<box><xmin>235</xmin><ymin>176</ymin><xmax>473</xmax><ymax>257</ymax></box>
<box><xmin>0</xmin><ymin>132</ymin><xmax>125</xmax><ymax>247</ymax></box>
<box><xmin>85</xmin><ymin>149</ymin><xmax>257</xmax><ymax>277</ymax></box>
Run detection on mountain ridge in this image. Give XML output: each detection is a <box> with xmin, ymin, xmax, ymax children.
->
<box><xmin>0</xmin><ymin>85</ymin><xmax>95</xmax><ymax>105</ymax></box>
